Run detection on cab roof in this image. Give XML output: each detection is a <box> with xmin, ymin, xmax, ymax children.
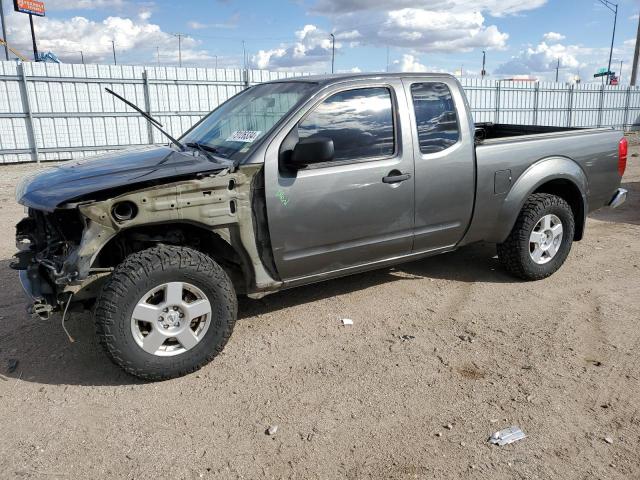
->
<box><xmin>267</xmin><ymin>72</ymin><xmax>457</xmax><ymax>86</ymax></box>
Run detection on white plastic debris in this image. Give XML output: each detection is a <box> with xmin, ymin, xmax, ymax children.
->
<box><xmin>266</xmin><ymin>425</ymin><xmax>278</xmax><ymax>436</ymax></box>
<box><xmin>489</xmin><ymin>426</ymin><xmax>526</xmax><ymax>446</ymax></box>
<box><xmin>341</xmin><ymin>318</ymin><xmax>354</xmax><ymax>326</ymax></box>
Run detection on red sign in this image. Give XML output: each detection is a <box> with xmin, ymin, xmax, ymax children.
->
<box><xmin>13</xmin><ymin>0</ymin><xmax>45</xmax><ymax>16</ymax></box>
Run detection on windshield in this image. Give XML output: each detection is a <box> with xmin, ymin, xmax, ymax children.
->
<box><xmin>180</xmin><ymin>82</ymin><xmax>317</xmax><ymax>163</ymax></box>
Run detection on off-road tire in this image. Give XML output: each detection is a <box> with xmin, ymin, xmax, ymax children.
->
<box><xmin>497</xmin><ymin>193</ymin><xmax>575</xmax><ymax>281</ymax></box>
<box><xmin>95</xmin><ymin>246</ymin><xmax>237</xmax><ymax>381</ymax></box>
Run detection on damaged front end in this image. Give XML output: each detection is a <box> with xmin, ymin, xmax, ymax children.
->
<box><xmin>11</xmin><ymin>208</ymin><xmax>86</xmax><ymax>318</ymax></box>
<box><xmin>12</xmin><ymin>163</ymin><xmax>283</xmax><ymax>319</ymax></box>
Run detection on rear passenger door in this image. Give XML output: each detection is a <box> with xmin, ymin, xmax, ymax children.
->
<box><xmin>264</xmin><ymin>81</ymin><xmax>415</xmax><ymax>281</ymax></box>
<box><xmin>402</xmin><ymin>79</ymin><xmax>476</xmax><ymax>252</ymax></box>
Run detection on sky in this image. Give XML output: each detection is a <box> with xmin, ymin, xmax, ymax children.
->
<box><xmin>1</xmin><ymin>0</ymin><xmax>639</xmax><ymax>83</ymax></box>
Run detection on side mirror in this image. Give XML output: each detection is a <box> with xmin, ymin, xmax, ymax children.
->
<box><xmin>288</xmin><ymin>137</ymin><xmax>334</xmax><ymax>169</ymax></box>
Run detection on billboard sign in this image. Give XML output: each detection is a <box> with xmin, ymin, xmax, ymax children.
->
<box><xmin>13</xmin><ymin>0</ymin><xmax>45</xmax><ymax>16</ymax></box>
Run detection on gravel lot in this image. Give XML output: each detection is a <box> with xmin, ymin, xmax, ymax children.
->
<box><xmin>0</xmin><ymin>142</ymin><xmax>638</xmax><ymax>479</ymax></box>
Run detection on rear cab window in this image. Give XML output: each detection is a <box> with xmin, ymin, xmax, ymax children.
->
<box><xmin>410</xmin><ymin>82</ymin><xmax>460</xmax><ymax>154</ymax></box>
<box><xmin>297</xmin><ymin>87</ymin><xmax>396</xmax><ymax>163</ymax></box>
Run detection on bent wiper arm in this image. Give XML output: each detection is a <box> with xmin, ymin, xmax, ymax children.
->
<box><xmin>105</xmin><ymin>87</ymin><xmax>185</xmax><ymax>151</ymax></box>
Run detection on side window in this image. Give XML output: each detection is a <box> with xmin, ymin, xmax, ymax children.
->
<box><xmin>298</xmin><ymin>87</ymin><xmax>395</xmax><ymax>162</ymax></box>
<box><xmin>411</xmin><ymin>82</ymin><xmax>460</xmax><ymax>154</ymax></box>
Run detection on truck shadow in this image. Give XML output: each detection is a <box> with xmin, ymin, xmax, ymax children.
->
<box><xmin>589</xmin><ymin>180</ymin><xmax>639</xmax><ymax>226</ymax></box>
<box><xmin>0</xmin><ymin>242</ymin><xmax>510</xmax><ymax>386</ymax></box>
<box><xmin>0</xmin><ymin>258</ymin><xmax>142</xmax><ymax>387</ymax></box>
<box><xmin>238</xmin><ymin>242</ymin><xmax>510</xmax><ymax>320</ymax></box>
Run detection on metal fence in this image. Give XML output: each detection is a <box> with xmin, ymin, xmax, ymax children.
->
<box><xmin>0</xmin><ymin>61</ymin><xmax>639</xmax><ymax>164</ymax></box>
<box><xmin>0</xmin><ymin>61</ymin><xmax>309</xmax><ymax>164</ymax></box>
<box><xmin>460</xmin><ymin>78</ymin><xmax>640</xmax><ymax>129</ymax></box>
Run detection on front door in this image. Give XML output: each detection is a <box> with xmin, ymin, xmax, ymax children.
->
<box><xmin>264</xmin><ymin>81</ymin><xmax>415</xmax><ymax>281</ymax></box>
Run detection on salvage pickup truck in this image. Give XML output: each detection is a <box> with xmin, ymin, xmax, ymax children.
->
<box><xmin>12</xmin><ymin>73</ymin><xmax>628</xmax><ymax>380</ymax></box>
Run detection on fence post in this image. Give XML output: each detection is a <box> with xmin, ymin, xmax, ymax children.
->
<box><xmin>494</xmin><ymin>81</ymin><xmax>501</xmax><ymax>123</ymax></box>
<box><xmin>533</xmin><ymin>82</ymin><xmax>540</xmax><ymax>126</ymax></box>
<box><xmin>18</xmin><ymin>63</ymin><xmax>39</xmax><ymax>163</ymax></box>
<box><xmin>243</xmin><ymin>68</ymin><xmax>250</xmax><ymax>88</ymax></box>
<box><xmin>566</xmin><ymin>84</ymin><xmax>574</xmax><ymax>128</ymax></box>
<box><xmin>142</xmin><ymin>70</ymin><xmax>154</xmax><ymax>143</ymax></box>
<box><xmin>622</xmin><ymin>86</ymin><xmax>631</xmax><ymax>131</ymax></box>
<box><xmin>597</xmin><ymin>84</ymin><xmax>605</xmax><ymax>127</ymax></box>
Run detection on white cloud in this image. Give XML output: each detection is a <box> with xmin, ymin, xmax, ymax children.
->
<box><xmin>495</xmin><ymin>41</ymin><xmax>582</xmax><ymax>76</ymax></box>
<box><xmin>188</xmin><ymin>21</ymin><xmax>208</xmax><ymax>30</ymax></box>
<box><xmin>543</xmin><ymin>32</ymin><xmax>565</xmax><ymax>42</ymax></box>
<box><xmin>5</xmin><ymin>11</ymin><xmax>215</xmax><ymax>66</ymax></box>
<box><xmin>44</xmin><ymin>0</ymin><xmax>126</xmax><ymax>9</ymax></box>
<box><xmin>314</xmin><ymin>4</ymin><xmax>514</xmax><ymax>54</ymax></box>
<box><xmin>311</xmin><ymin>0</ymin><xmax>547</xmax><ymax>17</ymax></box>
<box><xmin>338</xmin><ymin>67</ymin><xmax>362</xmax><ymax>73</ymax></box>
<box><xmin>495</xmin><ymin>30</ymin><xmax>638</xmax><ymax>82</ymax></box>
<box><xmin>374</xmin><ymin>9</ymin><xmax>508</xmax><ymax>52</ymax></box>
<box><xmin>138</xmin><ymin>10</ymin><xmax>152</xmax><ymax>21</ymax></box>
<box><xmin>251</xmin><ymin>24</ymin><xmax>336</xmax><ymax>71</ymax></box>
<box><xmin>187</xmin><ymin>14</ymin><xmax>240</xmax><ymax>30</ymax></box>
<box><xmin>389</xmin><ymin>54</ymin><xmax>428</xmax><ymax>72</ymax></box>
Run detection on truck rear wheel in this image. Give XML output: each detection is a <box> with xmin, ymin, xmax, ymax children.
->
<box><xmin>497</xmin><ymin>193</ymin><xmax>575</xmax><ymax>280</ymax></box>
<box><xmin>95</xmin><ymin>246</ymin><xmax>237</xmax><ymax>380</ymax></box>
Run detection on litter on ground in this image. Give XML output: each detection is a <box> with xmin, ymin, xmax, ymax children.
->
<box><xmin>489</xmin><ymin>426</ymin><xmax>526</xmax><ymax>446</ymax></box>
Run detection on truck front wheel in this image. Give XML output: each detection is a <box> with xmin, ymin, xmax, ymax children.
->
<box><xmin>95</xmin><ymin>246</ymin><xmax>237</xmax><ymax>380</ymax></box>
<box><xmin>497</xmin><ymin>193</ymin><xmax>575</xmax><ymax>281</ymax></box>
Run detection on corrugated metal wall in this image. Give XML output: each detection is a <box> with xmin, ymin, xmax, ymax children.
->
<box><xmin>0</xmin><ymin>61</ymin><xmax>638</xmax><ymax>164</ymax></box>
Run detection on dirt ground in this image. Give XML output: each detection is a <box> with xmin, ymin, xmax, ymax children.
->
<box><xmin>0</xmin><ymin>142</ymin><xmax>638</xmax><ymax>480</ymax></box>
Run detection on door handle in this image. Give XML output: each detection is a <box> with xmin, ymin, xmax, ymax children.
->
<box><xmin>382</xmin><ymin>172</ymin><xmax>411</xmax><ymax>184</ymax></box>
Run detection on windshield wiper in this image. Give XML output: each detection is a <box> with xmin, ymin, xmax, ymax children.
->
<box><xmin>185</xmin><ymin>142</ymin><xmax>224</xmax><ymax>163</ymax></box>
<box><xmin>104</xmin><ymin>87</ymin><xmax>186</xmax><ymax>151</ymax></box>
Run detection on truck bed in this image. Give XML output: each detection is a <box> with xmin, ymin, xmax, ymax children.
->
<box><xmin>463</xmin><ymin>126</ymin><xmax>623</xmax><ymax>246</ymax></box>
<box><xmin>475</xmin><ymin>122</ymin><xmax>588</xmax><ymax>143</ymax></box>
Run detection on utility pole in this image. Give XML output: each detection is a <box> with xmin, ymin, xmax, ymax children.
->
<box><xmin>79</xmin><ymin>50</ymin><xmax>84</xmax><ymax>64</ymax></box>
<box><xmin>111</xmin><ymin>40</ymin><xmax>117</xmax><ymax>65</ymax></box>
<box><xmin>386</xmin><ymin>46</ymin><xmax>389</xmax><ymax>73</ymax></box>
<box><xmin>29</xmin><ymin>14</ymin><xmax>38</xmax><ymax>61</ymax></box>
<box><xmin>156</xmin><ymin>46</ymin><xmax>160</xmax><ymax>65</ymax></box>
<box><xmin>0</xmin><ymin>0</ymin><xmax>9</xmax><ymax>61</ymax></box>
<box><xmin>597</xmin><ymin>0</ymin><xmax>618</xmax><ymax>85</ymax></box>
<box><xmin>555</xmin><ymin>58</ymin><xmax>560</xmax><ymax>83</ymax></box>
<box><xmin>481</xmin><ymin>50</ymin><xmax>486</xmax><ymax>79</ymax></box>
<box><xmin>214</xmin><ymin>55</ymin><xmax>218</xmax><ymax>70</ymax></box>
<box><xmin>619</xmin><ymin>59</ymin><xmax>623</xmax><ymax>83</ymax></box>
<box><xmin>330</xmin><ymin>33</ymin><xmax>335</xmax><ymax>74</ymax></box>
<box><xmin>242</xmin><ymin>40</ymin><xmax>246</xmax><ymax>69</ymax></box>
<box><xmin>632</xmin><ymin>11</ymin><xmax>640</xmax><ymax>86</ymax></box>
<box><xmin>174</xmin><ymin>33</ymin><xmax>184</xmax><ymax>67</ymax></box>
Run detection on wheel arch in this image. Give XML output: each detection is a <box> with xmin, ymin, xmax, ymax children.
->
<box><xmin>496</xmin><ymin>156</ymin><xmax>588</xmax><ymax>243</ymax></box>
<box><xmin>92</xmin><ymin>221</ymin><xmax>255</xmax><ymax>293</ymax></box>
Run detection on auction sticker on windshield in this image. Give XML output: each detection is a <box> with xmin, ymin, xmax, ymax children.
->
<box><xmin>226</xmin><ymin>130</ymin><xmax>262</xmax><ymax>143</ymax></box>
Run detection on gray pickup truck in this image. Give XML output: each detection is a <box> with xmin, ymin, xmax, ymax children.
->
<box><xmin>12</xmin><ymin>73</ymin><xmax>628</xmax><ymax>380</ymax></box>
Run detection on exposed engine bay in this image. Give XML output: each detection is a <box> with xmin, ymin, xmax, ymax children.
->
<box><xmin>11</xmin><ymin>164</ymin><xmax>281</xmax><ymax>319</ymax></box>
